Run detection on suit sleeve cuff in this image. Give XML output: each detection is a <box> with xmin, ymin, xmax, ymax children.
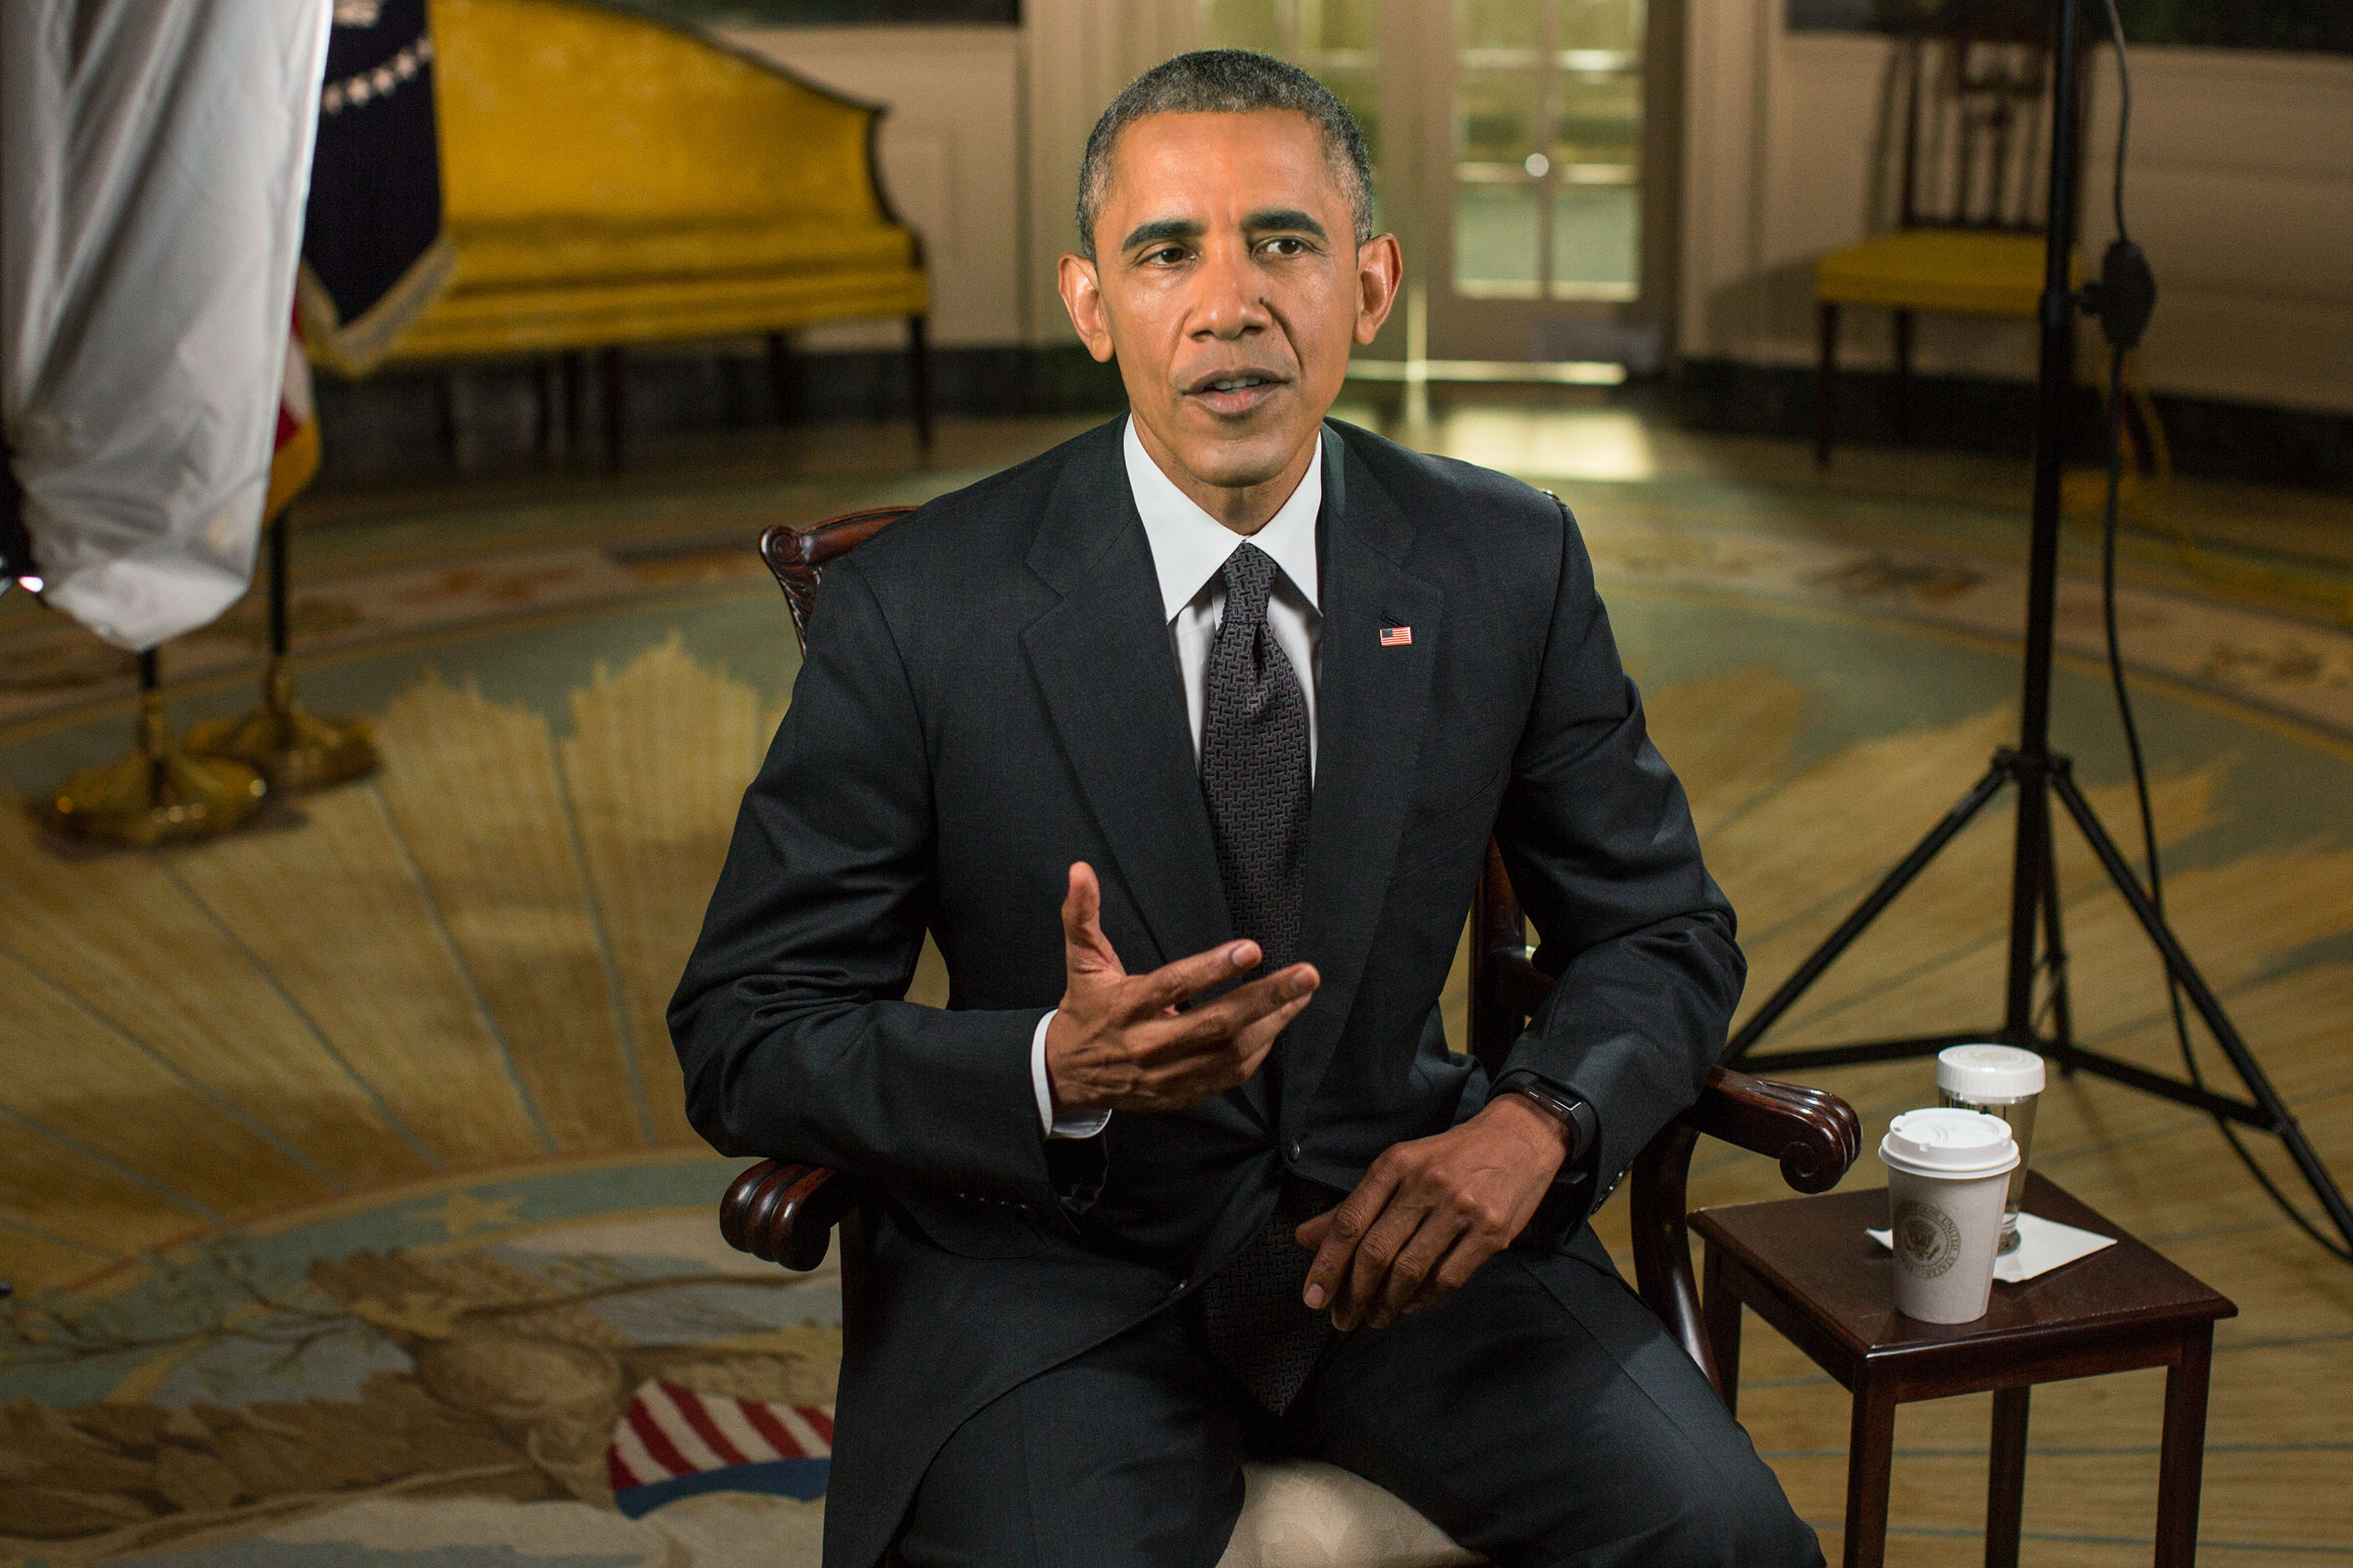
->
<box><xmin>1031</xmin><ymin>1009</ymin><xmax>1112</xmax><ymax>1140</ymax></box>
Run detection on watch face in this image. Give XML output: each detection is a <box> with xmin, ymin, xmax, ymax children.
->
<box><xmin>1511</xmin><ymin>1087</ymin><xmax>1573</xmax><ymax>1123</ymax></box>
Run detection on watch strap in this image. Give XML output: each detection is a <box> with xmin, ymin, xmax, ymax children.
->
<box><xmin>1497</xmin><ymin>1074</ymin><xmax>1598</xmax><ymax>1164</ymax></box>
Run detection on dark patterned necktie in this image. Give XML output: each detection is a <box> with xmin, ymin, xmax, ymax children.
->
<box><xmin>1197</xmin><ymin>542</ymin><xmax>1309</xmax><ymax>976</ymax></box>
<box><xmin>1199</xmin><ymin>1177</ymin><xmax>1337</xmax><ymax>1415</ymax></box>
<box><xmin>1194</xmin><ymin>541</ymin><xmax>1327</xmax><ymax>1414</ymax></box>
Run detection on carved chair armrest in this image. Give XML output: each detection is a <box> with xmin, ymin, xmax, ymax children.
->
<box><xmin>758</xmin><ymin>507</ymin><xmax>915</xmax><ymax>652</ymax></box>
<box><xmin>720</xmin><ymin>1160</ymin><xmax>861</xmax><ymax>1271</ymax></box>
<box><xmin>1629</xmin><ymin>1067</ymin><xmax>1862</xmax><ymax>1401</ymax></box>
<box><xmin>1677</xmin><ymin>1067</ymin><xmax>1864</xmax><ymax>1194</ymax></box>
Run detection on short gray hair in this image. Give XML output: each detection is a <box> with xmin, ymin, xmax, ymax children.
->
<box><xmin>1076</xmin><ymin>50</ymin><xmax>1375</xmax><ymax>262</ymax></box>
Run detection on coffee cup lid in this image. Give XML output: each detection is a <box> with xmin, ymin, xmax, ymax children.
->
<box><xmin>1881</xmin><ymin>1108</ymin><xmax>2019</xmax><ymax>1177</ymax></box>
<box><xmin>1935</xmin><ymin>1044</ymin><xmax>2046</xmax><ymax>1103</ymax></box>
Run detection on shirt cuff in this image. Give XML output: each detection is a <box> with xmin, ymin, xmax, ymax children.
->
<box><xmin>1031</xmin><ymin>1009</ymin><xmax>1112</xmax><ymax>1140</ymax></box>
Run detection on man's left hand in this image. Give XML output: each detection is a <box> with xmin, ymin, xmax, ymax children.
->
<box><xmin>1295</xmin><ymin>1096</ymin><xmax>1571</xmax><ymax>1330</ymax></box>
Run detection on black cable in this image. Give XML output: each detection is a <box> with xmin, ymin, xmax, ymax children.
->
<box><xmin>2098</xmin><ymin>0</ymin><xmax>2129</xmax><ymax>250</ymax></box>
<box><xmin>2088</xmin><ymin>0</ymin><xmax>2351</xmax><ymax>1264</ymax></box>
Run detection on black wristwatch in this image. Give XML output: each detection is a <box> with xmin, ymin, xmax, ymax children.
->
<box><xmin>1496</xmin><ymin>1075</ymin><xmax>1598</xmax><ymax>1165</ymax></box>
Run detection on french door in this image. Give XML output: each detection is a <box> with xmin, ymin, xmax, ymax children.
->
<box><xmin>1192</xmin><ymin>0</ymin><xmax>1678</xmax><ymax>373</ymax></box>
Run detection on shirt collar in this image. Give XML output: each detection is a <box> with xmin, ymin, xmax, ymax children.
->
<box><xmin>1123</xmin><ymin>415</ymin><xmax>1321</xmax><ymax>622</ymax></box>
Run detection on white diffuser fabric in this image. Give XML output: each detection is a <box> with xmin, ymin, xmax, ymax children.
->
<box><xmin>1</xmin><ymin>0</ymin><xmax>331</xmax><ymax>650</ymax></box>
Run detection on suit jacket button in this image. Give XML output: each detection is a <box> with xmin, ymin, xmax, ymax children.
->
<box><xmin>1287</xmin><ymin>1139</ymin><xmax>1303</xmax><ymax>1162</ymax></box>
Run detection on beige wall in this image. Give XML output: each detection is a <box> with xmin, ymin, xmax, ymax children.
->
<box><xmin>729</xmin><ymin>0</ymin><xmax>1176</xmax><ymax>353</ymax></box>
<box><xmin>1679</xmin><ymin>0</ymin><xmax>2353</xmax><ymax>413</ymax></box>
<box><xmin>726</xmin><ymin>24</ymin><xmax>1024</xmax><ymax>348</ymax></box>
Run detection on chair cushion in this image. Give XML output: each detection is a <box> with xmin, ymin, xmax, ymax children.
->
<box><xmin>388</xmin><ymin>264</ymin><xmax>929</xmax><ymax>359</ymax></box>
<box><xmin>448</xmin><ymin>218</ymin><xmax>919</xmax><ymax>294</ymax></box>
<box><xmin>1216</xmin><ymin>1460</ymin><xmax>1482</xmax><ymax>1568</ymax></box>
<box><xmin>1816</xmin><ymin>229</ymin><xmax>2071</xmax><ymax>316</ymax></box>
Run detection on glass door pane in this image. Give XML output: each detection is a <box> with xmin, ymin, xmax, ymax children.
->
<box><xmin>1550</xmin><ymin>186</ymin><xmax>1636</xmax><ymax>292</ymax></box>
<box><xmin>1451</xmin><ymin>0</ymin><xmax>1644</xmax><ymax>303</ymax></box>
<box><xmin>1550</xmin><ymin>8</ymin><xmax>1641</xmax><ymax>298</ymax></box>
<box><xmin>1454</xmin><ymin>68</ymin><xmax>1543</xmax><ymax>296</ymax></box>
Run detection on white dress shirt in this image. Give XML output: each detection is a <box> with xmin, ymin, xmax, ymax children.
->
<box><xmin>1029</xmin><ymin>418</ymin><xmax>1326</xmax><ymax>1139</ymax></box>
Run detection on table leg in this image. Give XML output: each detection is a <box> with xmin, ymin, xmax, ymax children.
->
<box><xmin>1703</xmin><ymin>1242</ymin><xmax>1744</xmax><ymax>1417</ymax></box>
<box><xmin>1985</xmin><ymin>1386</ymin><xmax>2029</xmax><ymax>1568</ymax></box>
<box><xmin>2155</xmin><ymin>1326</ymin><xmax>2214</xmax><ymax>1568</ymax></box>
<box><xmin>1844</xmin><ymin>1379</ymin><xmax>1898</xmax><ymax>1568</ymax></box>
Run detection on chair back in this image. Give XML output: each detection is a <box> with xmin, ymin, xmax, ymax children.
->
<box><xmin>759</xmin><ymin>507</ymin><xmax>915</xmax><ymax>654</ymax></box>
<box><xmin>1888</xmin><ymin>7</ymin><xmax>2080</xmax><ymax>237</ymax></box>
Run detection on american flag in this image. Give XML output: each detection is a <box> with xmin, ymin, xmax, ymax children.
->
<box><xmin>266</xmin><ymin>308</ymin><xmax>320</xmax><ymax>523</ymax></box>
<box><xmin>1379</xmin><ymin>625</ymin><xmax>1413</xmax><ymax>647</ymax></box>
<box><xmin>607</xmin><ymin>1379</ymin><xmax>834</xmax><ymax>1517</ymax></box>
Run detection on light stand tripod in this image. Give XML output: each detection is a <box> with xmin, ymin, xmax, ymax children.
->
<box><xmin>1720</xmin><ymin>0</ymin><xmax>2353</xmax><ymax>1255</ymax></box>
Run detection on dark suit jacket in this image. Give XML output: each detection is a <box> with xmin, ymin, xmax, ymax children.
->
<box><xmin>670</xmin><ymin>416</ymin><xmax>1742</xmax><ymax>1568</ymax></box>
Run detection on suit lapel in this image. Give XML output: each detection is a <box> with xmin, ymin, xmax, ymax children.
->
<box><xmin>1021</xmin><ymin>425</ymin><xmax>1233</xmax><ymax>977</ymax></box>
<box><xmin>1282</xmin><ymin>427</ymin><xmax>1444</xmax><ymax>1139</ymax></box>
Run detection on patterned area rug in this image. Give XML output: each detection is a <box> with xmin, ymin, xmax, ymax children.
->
<box><xmin>3</xmin><ymin>451</ymin><xmax>2350</xmax><ymax>1565</ymax></box>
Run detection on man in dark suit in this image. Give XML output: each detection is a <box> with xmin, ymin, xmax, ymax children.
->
<box><xmin>672</xmin><ymin>49</ymin><xmax>1822</xmax><ymax>1568</ymax></box>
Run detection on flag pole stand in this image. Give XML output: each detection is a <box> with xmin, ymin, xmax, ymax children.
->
<box><xmin>185</xmin><ymin>511</ymin><xmax>377</xmax><ymax>791</ymax></box>
<box><xmin>45</xmin><ymin>650</ymin><xmax>266</xmax><ymax>846</ymax></box>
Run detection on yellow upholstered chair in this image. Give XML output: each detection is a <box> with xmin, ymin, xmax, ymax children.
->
<box><xmin>392</xmin><ymin>0</ymin><xmax>931</xmax><ymax>459</ymax></box>
<box><xmin>1813</xmin><ymin>19</ymin><xmax>2082</xmax><ymax>464</ymax></box>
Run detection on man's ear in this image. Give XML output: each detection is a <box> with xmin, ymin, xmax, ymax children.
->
<box><xmin>1058</xmin><ymin>253</ymin><xmax>1116</xmax><ymax>364</ymax></box>
<box><xmin>1354</xmin><ymin>234</ymin><xmax>1403</xmax><ymax>347</ymax></box>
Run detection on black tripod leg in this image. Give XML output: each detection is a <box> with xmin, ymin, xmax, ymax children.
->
<box><xmin>2050</xmin><ymin>766</ymin><xmax>2353</xmax><ymax>1252</ymax></box>
<box><xmin>2004</xmin><ymin>763</ymin><xmax>2052</xmax><ymax>1040</ymax></box>
<box><xmin>2039</xmin><ymin>811</ymin><xmax>2076</xmax><ymax>1057</ymax></box>
<box><xmin>1725</xmin><ymin>762</ymin><xmax>2012</xmax><ymax>1063</ymax></box>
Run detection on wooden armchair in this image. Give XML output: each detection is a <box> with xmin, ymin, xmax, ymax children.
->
<box><xmin>718</xmin><ymin>507</ymin><xmax>1862</xmax><ymax>1561</ymax></box>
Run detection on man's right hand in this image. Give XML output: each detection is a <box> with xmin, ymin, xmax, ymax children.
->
<box><xmin>1045</xmin><ymin>862</ymin><xmax>1319</xmax><ymax>1116</ymax></box>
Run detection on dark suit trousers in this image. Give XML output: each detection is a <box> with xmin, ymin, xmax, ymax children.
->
<box><xmin>890</xmin><ymin>1246</ymin><xmax>1823</xmax><ymax>1568</ymax></box>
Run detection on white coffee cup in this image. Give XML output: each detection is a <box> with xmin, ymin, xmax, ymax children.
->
<box><xmin>1879</xmin><ymin>1108</ymin><xmax>2020</xmax><ymax>1323</ymax></box>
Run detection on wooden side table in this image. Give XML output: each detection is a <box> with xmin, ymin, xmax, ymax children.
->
<box><xmin>1692</xmin><ymin>1172</ymin><xmax>2236</xmax><ymax>1568</ymax></box>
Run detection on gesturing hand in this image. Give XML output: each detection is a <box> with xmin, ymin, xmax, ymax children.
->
<box><xmin>1043</xmin><ymin>862</ymin><xmax>1319</xmax><ymax>1117</ymax></box>
<box><xmin>1294</xmin><ymin>1095</ymin><xmax>1571</xmax><ymax>1330</ymax></box>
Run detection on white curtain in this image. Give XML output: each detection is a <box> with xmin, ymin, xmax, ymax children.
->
<box><xmin>2</xmin><ymin>0</ymin><xmax>333</xmax><ymax>651</ymax></box>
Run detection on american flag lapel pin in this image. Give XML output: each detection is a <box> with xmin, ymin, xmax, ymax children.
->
<box><xmin>1379</xmin><ymin>624</ymin><xmax>1413</xmax><ymax>647</ymax></box>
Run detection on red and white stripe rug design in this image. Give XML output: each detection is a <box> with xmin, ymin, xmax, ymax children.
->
<box><xmin>607</xmin><ymin>1379</ymin><xmax>835</xmax><ymax>1513</ymax></box>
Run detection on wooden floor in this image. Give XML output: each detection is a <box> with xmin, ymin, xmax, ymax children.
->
<box><xmin>4</xmin><ymin>403</ymin><xmax>2349</xmax><ymax>1562</ymax></box>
